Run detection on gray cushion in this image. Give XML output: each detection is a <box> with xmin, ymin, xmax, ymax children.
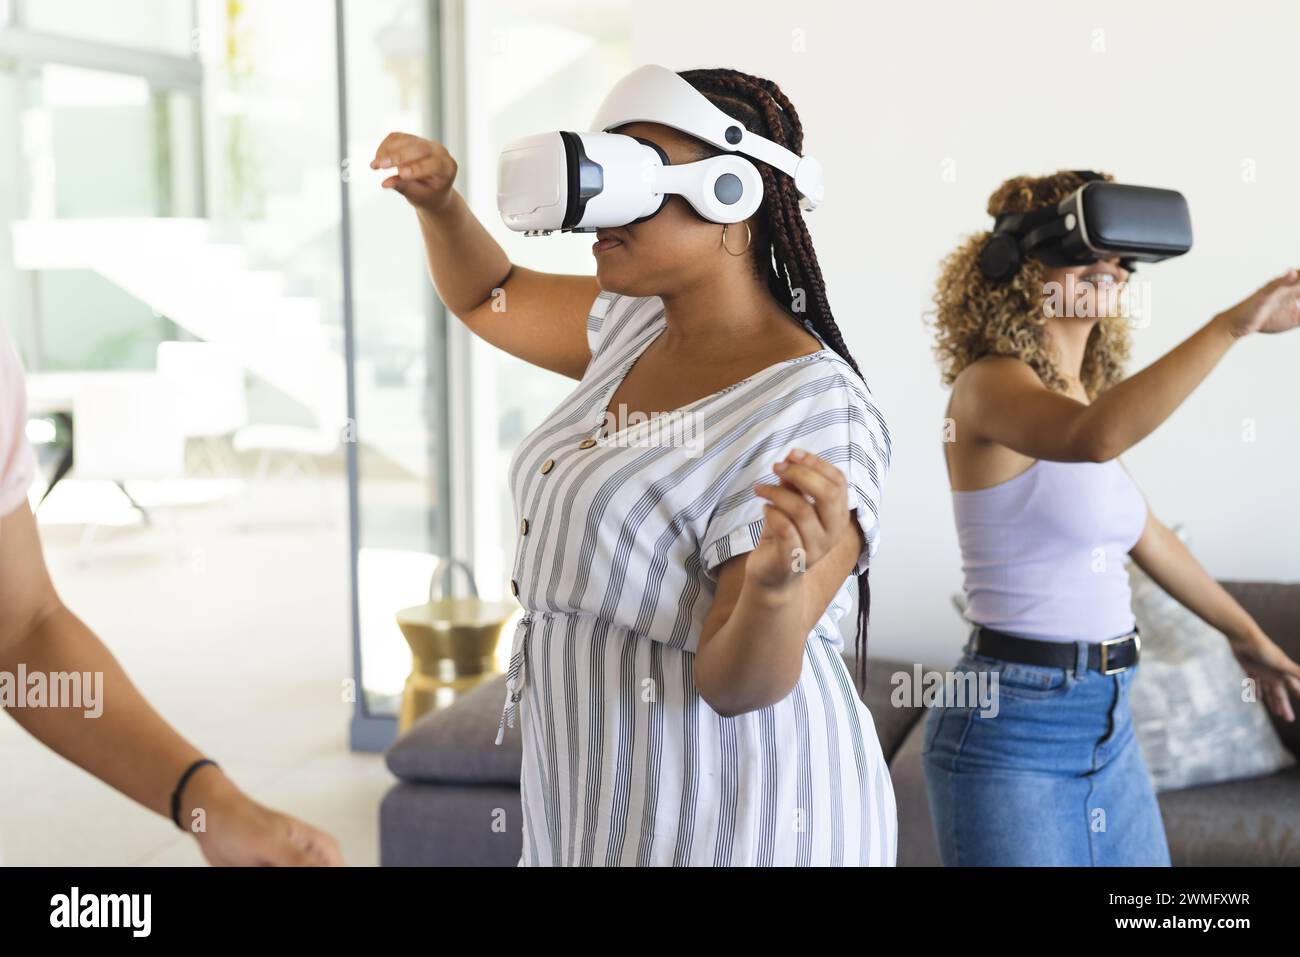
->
<box><xmin>385</xmin><ymin>675</ymin><xmax>522</xmax><ymax>785</ymax></box>
<box><xmin>1158</xmin><ymin>766</ymin><xmax>1300</xmax><ymax>865</ymax></box>
<box><xmin>380</xmin><ymin>781</ymin><xmax>522</xmax><ymax>866</ymax></box>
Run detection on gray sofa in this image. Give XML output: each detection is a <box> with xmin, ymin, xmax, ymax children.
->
<box><xmin>380</xmin><ymin>580</ymin><xmax>1300</xmax><ymax>866</ymax></box>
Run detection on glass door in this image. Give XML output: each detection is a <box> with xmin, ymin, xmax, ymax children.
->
<box><xmin>338</xmin><ymin>0</ymin><xmax>451</xmax><ymax>749</ymax></box>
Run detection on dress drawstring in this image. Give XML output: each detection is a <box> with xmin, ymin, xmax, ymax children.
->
<box><xmin>495</xmin><ymin>613</ymin><xmax>533</xmax><ymax>746</ymax></box>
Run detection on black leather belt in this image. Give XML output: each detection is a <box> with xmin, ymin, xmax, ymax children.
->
<box><xmin>970</xmin><ymin>625</ymin><xmax>1141</xmax><ymax>675</ymax></box>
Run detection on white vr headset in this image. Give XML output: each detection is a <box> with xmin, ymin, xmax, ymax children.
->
<box><xmin>497</xmin><ymin>64</ymin><xmax>824</xmax><ymax>235</ymax></box>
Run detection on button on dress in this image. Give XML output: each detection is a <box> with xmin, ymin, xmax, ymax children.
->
<box><xmin>498</xmin><ymin>291</ymin><xmax>896</xmax><ymax>866</ymax></box>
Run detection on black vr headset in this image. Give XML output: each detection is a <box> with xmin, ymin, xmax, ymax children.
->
<box><xmin>978</xmin><ymin>171</ymin><xmax>1193</xmax><ymax>282</ymax></box>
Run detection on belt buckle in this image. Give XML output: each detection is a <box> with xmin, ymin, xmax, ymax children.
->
<box><xmin>1100</xmin><ymin>632</ymin><xmax>1139</xmax><ymax>675</ymax></box>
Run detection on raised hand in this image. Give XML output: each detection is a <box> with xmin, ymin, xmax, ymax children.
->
<box><xmin>371</xmin><ymin>131</ymin><xmax>459</xmax><ymax>214</ymax></box>
<box><xmin>1219</xmin><ymin>268</ymin><xmax>1300</xmax><ymax>338</ymax></box>
<box><xmin>1228</xmin><ymin>631</ymin><xmax>1300</xmax><ymax>723</ymax></box>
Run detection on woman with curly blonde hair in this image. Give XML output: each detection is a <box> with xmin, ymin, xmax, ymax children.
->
<box><xmin>922</xmin><ymin>169</ymin><xmax>1300</xmax><ymax>866</ymax></box>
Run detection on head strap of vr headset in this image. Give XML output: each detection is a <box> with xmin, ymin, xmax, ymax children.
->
<box><xmin>987</xmin><ymin>170</ymin><xmax>1102</xmax><ymax>254</ymax></box>
<box><xmin>990</xmin><ymin>169</ymin><xmax>1102</xmax><ymax>237</ymax></box>
<box><xmin>590</xmin><ymin>65</ymin><xmax>824</xmax><ymax>210</ymax></box>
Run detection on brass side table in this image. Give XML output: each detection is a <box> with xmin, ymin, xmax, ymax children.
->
<box><xmin>395</xmin><ymin>558</ymin><xmax>517</xmax><ymax>733</ymax></box>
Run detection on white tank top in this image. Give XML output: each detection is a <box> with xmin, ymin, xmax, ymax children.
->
<box><xmin>952</xmin><ymin>458</ymin><xmax>1147</xmax><ymax>643</ymax></box>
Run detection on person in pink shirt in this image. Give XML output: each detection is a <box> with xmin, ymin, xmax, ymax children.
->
<box><xmin>0</xmin><ymin>322</ymin><xmax>342</xmax><ymax>865</ymax></box>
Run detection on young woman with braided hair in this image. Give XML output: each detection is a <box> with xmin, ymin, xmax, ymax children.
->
<box><xmin>675</xmin><ymin>68</ymin><xmax>881</xmax><ymax>684</ymax></box>
<box><xmin>372</xmin><ymin>66</ymin><xmax>894</xmax><ymax>866</ymax></box>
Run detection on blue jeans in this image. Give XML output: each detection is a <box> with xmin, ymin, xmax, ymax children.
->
<box><xmin>921</xmin><ymin>637</ymin><xmax>1171</xmax><ymax>866</ymax></box>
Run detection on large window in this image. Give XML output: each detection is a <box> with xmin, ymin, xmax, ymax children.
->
<box><xmin>0</xmin><ymin>7</ymin><xmax>204</xmax><ymax>371</ymax></box>
<box><xmin>3</xmin><ymin>64</ymin><xmax>199</xmax><ymax>370</ymax></box>
<box><xmin>1</xmin><ymin>3</ymin><xmax>415</xmax><ymax>748</ymax></box>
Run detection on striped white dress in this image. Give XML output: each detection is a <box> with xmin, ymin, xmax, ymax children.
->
<box><xmin>497</xmin><ymin>292</ymin><xmax>896</xmax><ymax>866</ymax></box>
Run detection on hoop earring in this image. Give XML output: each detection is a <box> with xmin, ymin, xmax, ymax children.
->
<box><xmin>721</xmin><ymin>222</ymin><xmax>752</xmax><ymax>256</ymax></box>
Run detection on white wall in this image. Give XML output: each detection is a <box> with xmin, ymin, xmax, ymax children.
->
<box><xmin>617</xmin><ymin>0</ymin><xmax>1300</xmax><ymax>664</ymax></box>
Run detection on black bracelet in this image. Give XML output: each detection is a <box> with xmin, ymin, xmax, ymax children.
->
<box><xmin>171</xmin><ymin>758</ymin><xmax>219</xmax><ymax>831</ymax></box>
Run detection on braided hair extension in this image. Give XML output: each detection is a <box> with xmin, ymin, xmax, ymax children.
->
<box><xmin>679</xmin><ymin>68</ymin><xmax>875</xmax><ymax>692</ymax></box>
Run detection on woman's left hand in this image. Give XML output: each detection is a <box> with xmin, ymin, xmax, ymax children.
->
<box><xmin>1229</xmin><ymin>631</ymin><xmax>1300</xmax><ymax>722</ymax></box>
<box><xmin>748</xmin><ymin>449</ymin><xmax>853</xmax><ymax>594</ymax></box>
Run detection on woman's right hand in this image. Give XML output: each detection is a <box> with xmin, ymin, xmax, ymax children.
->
<box><xmin>371</xmin><ymin>132</ymin><xmax>458</xmax><ymax>214</ymax></box>
<box><xmin>1217</xmin><ymin>268</ymin><xmax>1300</xmax><ymax>338</ymax></box>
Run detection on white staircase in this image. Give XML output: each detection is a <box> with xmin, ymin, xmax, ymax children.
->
<box><xmin>11</xmin><ymin>214</ymin><xmax>448</xmax><ymax>479</ymax></box>
<box><xmin>11</xmin><ymin>217</ymin><xmax>346</xmax><ymax>429</ymax></box>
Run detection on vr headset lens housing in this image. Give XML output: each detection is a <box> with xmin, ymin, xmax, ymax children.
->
<box><xmin>981</xmin><ymin>181</ymin><xmax>1193</xmax><ymax>280</ymax></box>
<box><xmin>1068</xmin><ymin>182</ymin><xmax>1193</xmax><ymax>264</ymax></box>
<box><xmin>498</xmin><ymin>132</ymin><xmax>660</xmax><ymax>234</ymax></box>
<box><xmin>497</xmin><ymin>130</ymin><xmax>763</xmax><ymax>233</ymax></box>
<box><xmin>497</xmin><ymin>64</ymin><xmax>823</xmax><ymax>235</ymax></box>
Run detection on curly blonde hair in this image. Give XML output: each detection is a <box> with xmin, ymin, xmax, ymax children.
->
<box><xmin>930</xmin><ymin>170</ymin><xmax>1131</xmax><ymax>398</ymax></box>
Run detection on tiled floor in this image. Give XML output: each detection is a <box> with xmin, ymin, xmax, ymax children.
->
<box><xmin>0</xmin><ymin>474</ymin><xmax>394</xmax><ymax>866</ymax></box>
